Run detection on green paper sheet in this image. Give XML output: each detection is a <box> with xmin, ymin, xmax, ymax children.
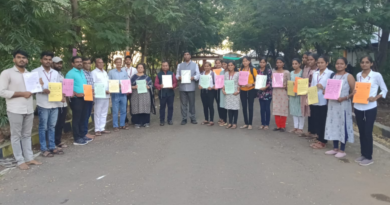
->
<box><xmin>94</xmin><ymin>83</ymin><xmax>106</xmax><ymax>98</ymax></box>
<box><xmin>200</xmin><ymin>75</ymin><xmax>210</xmax><ymax>89</ymax></box>
<box><xmin>225</xmin><ymin>80</ymin><xmax>234</xmax><ymax>94</ymax></box>
<box><xmin>136</xmin><ymin>80</ymin><xmax>147</xmax><ymax>94</ymax></box>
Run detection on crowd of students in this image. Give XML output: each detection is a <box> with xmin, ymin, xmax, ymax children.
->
<box><xmin>0</xmin><ymin>49</ymin><xmax>387</xmax><ymax>170</ymax></box>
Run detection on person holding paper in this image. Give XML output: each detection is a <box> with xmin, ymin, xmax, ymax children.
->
<box><xmin>92</xmin><ymin>58</ymin><xmax>111</xmax><ymax>136</ymax></box>
<box><xmin>154</xmin><ymin>61</ymin><xmax>177</xmax><ymax>126</ymax></box>
<box><xmin>257</xmin><ymin>57</ymin><xmax>273</xmax><ymax>130</ymax></box>
<box><xmin>309</xmin><ymin>55</ymin><xmax>333</xmax><ymax>149</ymax></box>
<box><xmin>176</xmin><ymin>51</ymin><xmax>200</xmax><ymax>125</ymax></box>
<box><xmin>65</xmin><ymin>56</ymin><xmax>92</xmax><ymax>146</ymax></box>
<box><xmin>131</xmin><ymin>63</ymin><xmax>156</xmax><ymax>128</ymax></box>
<box><xmin>288</xmin><ymin>58</ymin><xmax>304</xmax><ymax>134</ymax></box>
<box><xmin>82</xmin><ymin>58</ymin><xmax>96</xmax><ymax>139</ymax></box>
<box><xmin>108</xmin><ymin>58</ymin><xmax>129</xmax><ymax>131</ymax></box>
<box><xmin>0</xmin><ymin>50</ymin><xmax>42</xmax><ymax>170</ymax></box>
<box><xmin>32</xmin><ymin>51</ymin><xmax>64</xmax><ymax>157</ymax></box>
<box><xmin>272</xmin><ymin>57</ymin><xmax>290</xmax><ymax>132</ymax></box>
<box><xmin>353</xmin><ymin>56</ymin><xmax>388</xmax><ymax>166</ymax></box>
<box><xmin>323</xmin><ymin>57</ymin><xmax>355</xmax><ymax>158</ymax></box>
<box><xmin>52</xmin><ymin>56</ymin><xmax>68</xmax><ymax>148</ymax></box>
<box><xmin>198</xmin><ymin>62</ymin><xmax>216</xmax><ymax>126</ymax></box>
<box><xmin>223</xmin><ymin>61</ymin><xmax>240</xmax><ymax>129</ymax></box>
<box><xmin>300</xmin><ymin>53</ymin><xmax>318</xmax><ymax>138</ymax></box>
<box><xmin>239</xmin><ymin>56</ymin><xmax>258</xmax><ymax>130</ymax></box>
<box><xmin>213</xmin><ymin>59</ymin><xmax>228</xmax><ymax>126</ymax></box>
<box><xmin>122</xmin><ymin>55</ymin><xmax>138</xmax><ymax>126</ymax></box>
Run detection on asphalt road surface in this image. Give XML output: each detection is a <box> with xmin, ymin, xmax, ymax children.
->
<box><xmin>1</xmin><ymin>89</ymin><xmax>390</xmax><ymax>205</ymax></box>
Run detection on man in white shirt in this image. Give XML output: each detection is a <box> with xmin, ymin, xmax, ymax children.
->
<box><xmin>32</xmin><ymin>51</ymin><xmax>64</xmax><ymax>157</ymax></box>
<box><xmin>0</xmin><ymin>50</ymin><xmax>42</xmax><ymax>170</ymax></box>
<box><xmin>91</xmin><ymin>58</ymin><xmax>111</xmax><ymax>136</ymax></box>
<box><xmin>122</xmin><ymin>55</ymin><xmax>137</xmax><ymax>126</ymax></box>
<box><xmin>52</xmin><ymin>56</ymin><xmax>68</xmax><ymax>148</ymax></box>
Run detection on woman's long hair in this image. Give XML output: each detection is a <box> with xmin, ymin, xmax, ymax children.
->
<box><xmin>240</xmin><ymin>56</ymin><xmax>254</xmax><ymax>70</ymax></box>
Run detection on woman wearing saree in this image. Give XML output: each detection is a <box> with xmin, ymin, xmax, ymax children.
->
<box><xmin>131</xmin><ymin>63</ymin><xmax>156</xmax><ymax>128</ymax></box>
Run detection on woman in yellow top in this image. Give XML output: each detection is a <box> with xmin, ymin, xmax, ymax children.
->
<box><xmin>239</xmin><ymin>56</ymin><xmax>258</xmax><ymax>130</ymax></box>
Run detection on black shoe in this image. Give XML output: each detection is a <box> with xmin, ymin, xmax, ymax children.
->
<box><xmin>279</xmin><ymin>128</ymin><xmax>286</xmax><ymax>132</ymax></box>
<box><xmin>160</xmin><ymin>122</ymin><xmax>165</xmax><ymax>126</ymax></box>
<box><xmin>273</xmin><ymin>128</ymin><xmax>280</xmax><ymax>131</ymax></box>
<box><xmin>168</xmin><ymin>120</ymin><xmax>173</xmax><ymax>125</ymax></box>
<box><xmin>191</xmin><ymin>120</ymin><xmax>198</xmax><ymax>124</ymax></box>
<box><xmin>181</xmin><ymin>120</ymin><xmax>187</xmax><ymax>125</ymax></box>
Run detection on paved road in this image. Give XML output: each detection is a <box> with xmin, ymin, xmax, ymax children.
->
<box><xmin>1</xmin><ymin>89</ymin><xmax>390</xmax><ymax>205</ymax></box>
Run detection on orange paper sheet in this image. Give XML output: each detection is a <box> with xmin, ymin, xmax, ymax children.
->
<box><xmin>353</xmin><ymin>82</ymin><xmax>371</xmax><ymax>104</ymax></box>
<box><xmin>213</xmin><ymin>68</ymin><xmax>222</xmax><ymax>75</ymax></box>
<box><xmin>83</xmin><ymin>84</ymin><xmax>93</xmax><ymax>101</ymax></box>
<box><xmin>294</xmin><ymin>77</ymin><xmax>302</xmax><ymax>93</ymax></box>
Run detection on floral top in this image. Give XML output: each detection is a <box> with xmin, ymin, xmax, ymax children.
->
<box><xmin>257</xmin><ymin>68</ymin><xmax>273</xmax><ymax>100</ymax></box>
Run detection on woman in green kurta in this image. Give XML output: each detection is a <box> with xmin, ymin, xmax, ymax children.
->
<box><xmin>289</xmin><ymin>58</ymin><xmax>304</xmax><ymax>134</ymax></box>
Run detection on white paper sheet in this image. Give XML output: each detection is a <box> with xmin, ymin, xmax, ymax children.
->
<box><xmin>181</xmin><ymin>70</ymin><xmax>191</xmax><ymax>84</ymax></box>
<box><xmin>23</xmin><ymin>72</ymin><xmax>42</xmax><ymax>93</ymax></box>
<box><xmin>162</xmin><ymin>75</ymin><xmax>173</xmax><ymax>88</ymax></box>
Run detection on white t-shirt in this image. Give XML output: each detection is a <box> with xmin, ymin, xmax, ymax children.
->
<box><xmin>310</xmin><ymin>68</ymin><xmax>334</xmax><ymax>106</ymax></box>
<box><xmin>354</xmin><ymin>70</ymin><xmax>388</xmax><ymax>111</ymax></box>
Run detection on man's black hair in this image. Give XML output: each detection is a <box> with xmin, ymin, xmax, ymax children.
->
<box><xmin>71</xmin><ymin>56</ymin><xmax>82</xmax><ymax>63</ymax></box>
<box><xmin>13</xmin><ymin>50</ymin><xmax>29</xmax><ymax>58</ymax></box>
<box><xmin>125</xmin><ymin>55</ymin><xmax>132</xmax><ymax>60</ymax></box>
<box><xmin>82</xmin><ymin>57</ymin><xmax>91</xmax><ymax>62</ymax></box>
<box><xmin>40</xmin><ymin>51</ymin><xmax>54</xmax><ymax>59</ymax></box>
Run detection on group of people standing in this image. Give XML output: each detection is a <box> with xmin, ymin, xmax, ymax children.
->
<box><xmin>0</xmin><ymin>49</ymin><xmax>387</xmax><ymax>170</ymax></box>
<box><xmin>194</xmin><ymin>52</ymin><xmax>387</xmax><ymax>167</ymax></box>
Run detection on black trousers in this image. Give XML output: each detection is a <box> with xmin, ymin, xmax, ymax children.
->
<box><xmin>159</xmin><ymin>95</ymin><xmax>174</xmax><ymax>122</ymax></box>
<box><xmin>69</xmin><ymin>97</ymin><xmax>86</xmax><ymax>141</ymax></box>
<box><xmin>55</xmin><ymin>106</ymin><xmax>68</xmax><ymax>146</ymax></box>
<box><xmin>201</xmin><ymin>89</ymin><xmax>216</xmax><ymax>122</ymax></box>
<box><xmin>125</xmin><ymin>94</ymin><xmax>133</xmax><ymax>124</ymax></box>
<box><xmin>240</xmin><ymin>89</ymin><xmax>256</xmax><ymax>125</ymax></box>
<box><xmin>311</xmin><ymin>105</ymin><xmax>328</xmax><ymax>143</ymax></box>
<box><xmin>308</xmin><ymin>105</ymin><xmax>316</xmax><ymax>134</ymax></box>
<box><xmin>228</xmin><ymin>110</ymin><xmax>238</xmax><ymax>124</ymax></box>
<box><xmin>215</xmin><ymin>90</ymin><xmax>227</xmax><ymax>122</ymax></box>
<box><xmin>355</xmin><ymin>107</ymin><xmax>377</xmax><ymax>160</ymax></box>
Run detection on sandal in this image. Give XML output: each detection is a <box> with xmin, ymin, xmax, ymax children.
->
<box><xmin>312</xmin><ymin>142</ymin><xmax>326</xmax><ymax>149</ymax></box>
<box><xmin>289</xmin><ymin>128</ymin><xmax>297</xmax><ymax>133</ymax></box>
<box><xmin>113</xmin><ymin>128</ymin><xmax>119</xmax><ymax>132</ymax></box>
<box><xmin>95</xmin><ymin>132</ymin><xmax>102</xmax><ymax>136</ymax></box>
<box><xmin>240</xmin><ymin>125</ymin><xmax>248</xmax><ymax>129</ymax></box>
<box><xmin>41</xmin><ymin>151</ymin><xmax>54</xmax><ymax>157</ymax></box>
<box><xmin>201</xmin><ymin>121</ymin><xmax>209</xmax><ymax>125</ymax></box>
<box><xmin>231</xmin><ymin>124</ymin><xmax>237</xmax><ymax>129</ymax></box>
<box><xmin>258</xmin><ymin>125</ymin><xmax>265</xmax><ymax>130</ymax></box>
<box><xmin>57</xmin><ymin>143</ymin><xmax>68</xmax><ymax>148</ymax></box>
<box><xmin>219</xmin><ymin>122</ymin><xmax>226</xmax><ymax>127</ymax></box>
<box><xmin>51</xmin><ymin>148</ymin><xmax>64</xmax><ymax>155</ymax></box>
<box><xmin>248</xmin><ymin>125</ymin><xmax>253</xmax><ymax>130</ymax></box>
<box><xmin>226</xmin><ymin>124</ymin><xmax>233</xmax><ymax>129</ymax></box>
<box><xmin>208</xmin><ymin>122</ymin><xmax>214</xmax><ymax>126</ymax></box>
<box><xmin>264</xmin><ymin>126</ymin><xmax>269</xmax><ymax>130</ymax></box>
<box><xmin>101</xmin><ymin>130</ymin><xmax>111</xmax><ymax>134</ymax></box>
<box><xmin>273</xmin><ymin>128</ymin><xmax>281</xmax><ymax>131</ymax></box>
<box><xmin>119</xmin><ymin>126</ymin><xmax>129</xmax><ymax>130</ymax></box>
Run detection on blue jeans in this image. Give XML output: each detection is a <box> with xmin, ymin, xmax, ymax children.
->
<box><xmin>112</xmin><ymin>94</ymin><xmax>127</xmax><ymax>128</ymax></box>
<box><xmin>83</xmin><ymin>101</ymin><xmax>93</xmax><ymax>136</ymax></box>
<box><xmin>38</xmin><ymin>106</ymin><xmax>58</xmax><ymax>152</ymax></box>
<box><xmin>259</xmin><ymin>99</ymin><xmax>271</xmax><ymax>126</ymax></box>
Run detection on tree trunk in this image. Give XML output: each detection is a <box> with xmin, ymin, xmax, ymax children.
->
<box><xmin>376</xmin><ymin>28</ymin><xmax>389</xmax><ymax>71</ymax></box>
<box><xmin>70</xmin><ymin>0</ymin><xmax>81</xmax><ymax>54</ymax></box>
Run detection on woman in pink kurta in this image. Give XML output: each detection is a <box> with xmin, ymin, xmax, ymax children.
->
<box><xmin>272</xmin><ymin>57</ymin><xmax>290</xmax><ymax>132</ymax></box>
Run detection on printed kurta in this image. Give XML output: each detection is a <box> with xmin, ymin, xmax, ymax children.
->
<box><xmin>272</xmin><ymin>69</ymin><xmax>290</xmax><ymax>116</ymax></box>
<box><xmin>300</xmin><ymin>66</ymin><xmax>318</xmax><ymax>117</ymax></box>
<box><xmin>324</xmin><ymin>74</ymin><xmax>354</xmax><ymax>143</ymax></box>
<box><xmin>224</xmin><ymin>72</ymin><xmax>240</xmax><ymax>110</ymax></box>
<box><xmin>130</xmin><ymin>74</ymin><xmax>156</xmax><ymax>115</ymax></box>
<box><xmin>289</xmin><ymin>70</ymin><xmax>303</xmax><ymax>116</ymax></box>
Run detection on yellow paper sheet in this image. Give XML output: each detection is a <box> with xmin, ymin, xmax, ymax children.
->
<box><xmin>287</xmin><ymin>81</ymin><xmax>295</xmax><ymax>96</ymax></box>
<box><xmin>307</xmin><ymin>86</ymin><xmax>319</xmax><ymax>105</ymax></box>
<box><xmin>48</xmin><ymin>82</ymin><xmax>63</xmax><ymax>102</ymax></box>
<box><xmin>109</xmin><ymin>80</ymin><xmax>120</xmax><ymax>93</ymax></box>
<box><xmin>297</xmin><ymin>78</ymin><xmax>309</xmax><ymax>95</ymax></box>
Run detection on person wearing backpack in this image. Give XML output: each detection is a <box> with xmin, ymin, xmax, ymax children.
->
<box><xmin>239</xmin><ymin>56</ymin><xmax>258</xmax><ymax>130</ymax></box>
<box><xmin>199</xmin><ymin>62</ymin><xmax>216</xmax><ymax>126</ymax></box>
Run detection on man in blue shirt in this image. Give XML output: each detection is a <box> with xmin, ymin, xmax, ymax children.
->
<box><xmin>65</xmin><ymin>56</ymin><xmax>93</xmax><ymax>145</ymax></box>
<box><xmin>108</xmin><ymin>58</ymin><xmax>129</xmax><ymax>131</ymax></box>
